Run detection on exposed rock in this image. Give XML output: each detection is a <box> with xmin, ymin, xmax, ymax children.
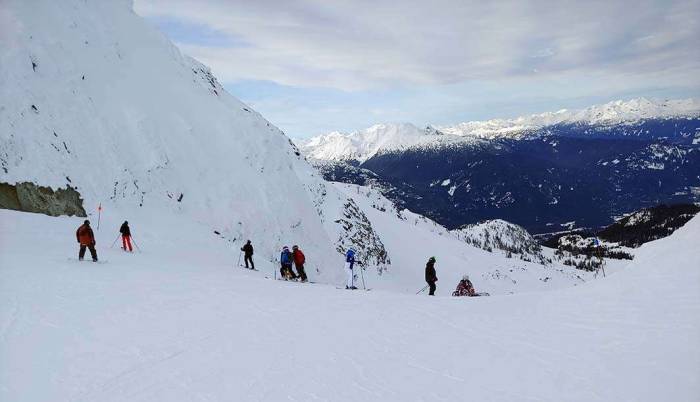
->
<box><xmin>333</xmin><ymin>199</ymin><xmax>390</xmax><ymax>273</ymax></box>
<box><xmin>451</xmin><ymin>219</ymin><xmax>549</xmax><ymax>265</ymax></box>
<box><xmin>0</xmin><ymin>182</ymin><xmax>86</xmax><ymax>217</ymax></box>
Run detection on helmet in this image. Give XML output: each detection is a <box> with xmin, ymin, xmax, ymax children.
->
<box><xmin>84</xmin><ymin>220</ymin><xmax>90</xmax><ymax>225</ymax></box>
<box><xmin>282</xmin><ymin>246</ymin><xmax>289</xmax><ymax>250</ymax></box>
<box><xmin>429</xmin><ymin>256</ymin><xmax>436</xmax><ymax>262</ymax></box>
<box><xmin>462</xmin><ymin>275</ymin><xmax>469</xmax><ymax>281</ymax></box>
<box><xmin>292</xmin><ymin>245</ymin><xmax>298</xmax><ymax>250</ymax></box>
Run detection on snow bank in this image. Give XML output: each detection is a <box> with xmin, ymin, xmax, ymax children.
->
<box><xmin>0</xmin><ymin>212</ymin><xmax>697</xmax><ymax>401</ymax></box>
<box><xmin>0</xmin><ymin>0</ymin><xmax>360</xmax><ymax>282</ymax></box>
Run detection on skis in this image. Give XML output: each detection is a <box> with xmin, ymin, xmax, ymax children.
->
<box><xmin>263</xmin><ymin>276</ymin><xmax>313</xmax><ymax>284</ymax></box>
<box><xmin>67</xmin><ymin>258</ymin><xmax>108</xmax><ymax>264</ymax></box>
<box><xmin>238</xmin><ymin>266</ymin><xmax>259</xmax><ymax>271</ymax></box>
<box><xmin>336</xmin><ymin>287</ymin><xmax>372</xmax><ymax>291</ymax></box>
<box><xmin>452</xmin><ymin>292</ymin><xmax>491</xmax><ymax>297</ymax></box>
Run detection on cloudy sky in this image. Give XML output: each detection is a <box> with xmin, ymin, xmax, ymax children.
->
<box><xmin>134</xmin><ymin>0</ymin><xmax>700</xmax><ymax>138</ymax></box>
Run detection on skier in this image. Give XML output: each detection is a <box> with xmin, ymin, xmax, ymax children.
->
<box><xmin>425</xmin><ymin>256</ymin><xmax>437</xmax><ymax>296</ymax></box>
<box><xmin>452</xmin><ymin>275</ymin><xmax>476</xmax><ymax>297</ymax></box>
<box><xmin>76</xmin><ymin>220</ymin><xmax>98</xmax><ymax>262</ymax></box>
<box><xmin>452</xmin><ymin>275</ymin><xmax>489</xmax><ymax>297</ymax></box>
<box><xmin>345</xmin><ymin>248</ymin><xmax>357</xmax><ymax>289</ymax></box>
<box><xmin>292</xmin><ymin>245</ymin><xmax>308</xmax><ymax>282</ymax></box>
<box><xmin>119</xmin><ymin>221</ymin><xmax>132</xmax><ymax>252</ymax></box>
<box><xmin>280</xmin><ymin>246</ymin><xmax>296</xmax><ymax>280</ymax></box>
<box><xmin>241</xmin><ymin>240</ymin><xmax>254</xmax><ymax>270</ymax></box>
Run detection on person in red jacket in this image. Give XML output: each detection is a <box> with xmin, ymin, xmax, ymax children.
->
<box><xmin>292</xmin><ymin>245</ymin><xmax>308</xmax><ymax>282</ymax></box>
<box><xmin>452</xmin><ymin>275</ymin><xmax>476</xmax><ymax>297</ymax></box>
<box><xmin>76</xmin><ymin>220</ymin><xmax>98</xmax><ymax>262</ymax></box>
<box><xmin>452</xmin><ymin>275</ymin><xmax>489</xmax><ymax>297</ymax></box>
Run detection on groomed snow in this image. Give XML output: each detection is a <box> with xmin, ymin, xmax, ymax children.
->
<box><xmin>1</xmin><ymin>0</ymin><xmax>698</xmax><ymax>400</ymax></box>
<box><xmin>1</xmin><ymin>210</ymin><xmax>697</xmax><ymax>402</ymax></box>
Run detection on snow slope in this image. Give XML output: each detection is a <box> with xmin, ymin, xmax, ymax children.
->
<box><xmin>0</xmin><ymin>0</ymin><xmax>377</xmax><ymax>282</ymax></box>
<box><xmin>1</xmin><ymin>210</ymin><xmax>698</xmax><ymax>401</ymax></box>
<box><xmin>0</xmin><ymin>0</ymin><xmax>601</xmax><ymax>294</ymax></box>
<box><xmin>298</xmin><ymin>98</ymin><xmax>700</xmax><ymax>161</ymax></box>
<box><xmin>1</xmin><ymin>2</ymin><xmax>698</xmax><ymax>398</ymax></box>
<box><xmin>331</xmin><ymin>183</ymin><xmax>592</xmax><ymax>295</ymax></box>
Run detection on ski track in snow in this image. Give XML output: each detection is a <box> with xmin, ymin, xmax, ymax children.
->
<box><xmin>1</xmin><ymin>208</ymin><xmax>698</xmax><ymax>401</ymax></box>
<box><xmin>0</xmin><ymin>0</ymin><xmax>699</xmax><ymax>399</ymax></box>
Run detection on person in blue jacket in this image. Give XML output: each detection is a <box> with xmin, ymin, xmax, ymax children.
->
<box><xmin>280</xmin><ymin>246</ymin><xmax>296</xmax><ymax>280</ymax></box>
<box><xmin>345</xmin><ymin>248</ymin><xmax>357</xmax><ymax>289</ymax></box>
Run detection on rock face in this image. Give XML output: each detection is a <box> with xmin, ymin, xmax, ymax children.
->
<box><xmin>451</xmin><ymin>219</ymin><xmax>549</xmax><ymax>264</ymax></box>
<box><xmin>333</xmin><ymin>199</ymin><xmax>390</xmax><ymax>273</ymax></box>
<box><xmin>0</xmin><ymin>182</ymin><xmax>86</xmax><ymax>217</ymax></box>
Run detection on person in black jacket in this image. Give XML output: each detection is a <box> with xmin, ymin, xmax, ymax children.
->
<box><xmin>425</xmin><ymin>256</ymin><xmax>438</xmax><ymax>296</ymax></box>
<box><xmin>241</xmin><ymin>240</ymin><xmax>254</xmax><ymax>269</ymax></box>
<box><xmin>119</xmin><ymin>221</ymin><xmax>132</xmax><ymax>252</ymax></box>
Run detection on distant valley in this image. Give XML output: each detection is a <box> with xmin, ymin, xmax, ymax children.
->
<box><xmin>299</xmin><ymin>99</ymin><xmax>700</xmax><ymax>233</ymax></box>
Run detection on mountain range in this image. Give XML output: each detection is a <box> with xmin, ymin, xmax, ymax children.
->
<box><xmin>0</xmin><ymin>0</ymin><xmax>593</xmax><ymax>292</ymax></box>
<box><xmin>299</xmin><ymin>99</ymin><xmax>700</xmax><ymax>232</ymax></box>
<box><xmin>1</xmin><ymin>1</ymin><xmax>699</xmax><ymax>400</ymax></box>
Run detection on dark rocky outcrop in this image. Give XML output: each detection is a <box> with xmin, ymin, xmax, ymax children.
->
<box><xmin>0</xmin><ymin>182</ymin><xmax>86</xmax><ymax>217</ymax></box>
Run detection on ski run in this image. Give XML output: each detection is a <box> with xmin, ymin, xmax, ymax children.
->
<box><xmin>1</xmin><ymin>208</ymin><xmax>699</xmax><ymax>401</ymax></box>
<box><xmin>1</xmin><ymin>0</ymin><xmax>699</xmax><ymax>401</ymax></box>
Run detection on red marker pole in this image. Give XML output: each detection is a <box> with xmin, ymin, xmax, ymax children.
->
<box><xmin>97</xmin><ymin>203</ymin><xmax>102</xmax><ymax>230</ymax></box>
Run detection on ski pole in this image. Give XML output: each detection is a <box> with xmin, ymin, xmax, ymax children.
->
<box><xmin>130</xmin><ymin>237</ymin><xmax>142</xmax><ymax>253</ymax></box>
<box><xmin>110</xmin><ymin>234</ymin><xmax>120</xmax><ymax>248</ymax></box>
<box><xmin>416</xmin><ymin>285</ymin><xmax>428</xmax><ymax>295</ymax></box>
<box><xmin>237</xmin><ymin>250</ymin><xmax>242</xmax><ymax>267</ymax></box>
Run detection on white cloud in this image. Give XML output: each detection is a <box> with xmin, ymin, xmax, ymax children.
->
<box><xmin>134</xmin><ymin>0</ymin><xmax>700</xmax><ymax>91</ymax></box>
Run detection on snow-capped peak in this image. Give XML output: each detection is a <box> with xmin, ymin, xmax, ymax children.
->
<box><xmin>299</xmin><ymin>122</ymin><xmax>437</xmax><ymax>162</ymax></box>
<box><xmin>299</xmin><ymin>98</ymin><xmax>700</xmax><ymax>161</ymax></box>
<box><xmin>440</xmin><ymin>98</ymin><xmax>700</xmax><ymax>138</ymax></box>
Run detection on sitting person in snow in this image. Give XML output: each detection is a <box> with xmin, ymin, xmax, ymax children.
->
<box><xmin>452</xmin><ymin>275</ymin><xmax>488</xmax><ymax>297</ymax></box>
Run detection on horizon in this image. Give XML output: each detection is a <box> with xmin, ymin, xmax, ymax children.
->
<box><xmin>134</xmin><ymin>0</ymin><xmax>700</xmax><ymax>138</ymax></box>
<box><xmin>296</xmin><ymin>96</ymin><xmax>699</xmax><ymax>140</ymax></box>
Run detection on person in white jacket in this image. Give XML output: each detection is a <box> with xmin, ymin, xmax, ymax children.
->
<box><xmin>345</xmin><ymin>248</ymin><xmax>357</xmax><ymax>290</ymax></box>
